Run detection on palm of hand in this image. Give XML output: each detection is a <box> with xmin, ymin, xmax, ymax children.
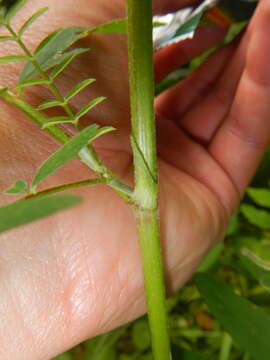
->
<box><xmin>0</xmin><ymin>0</ymin><xmax>269</xmax><ymax>358</ymax></box>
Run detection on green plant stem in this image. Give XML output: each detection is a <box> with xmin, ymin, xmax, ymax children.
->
<box><xmin>26</xmin><ymin>178</ymin><xmax>106</xmax><ymax>198</ymax></box>
<box><xmin>219</xmin><ymin>332</ymin><xmax>233</xmax><ymax>360</ymax></box>
<box><xmin>0</xmin><ymin>87</ymin><xmax>132</xmax><ymax>201</ymax></box>
<box><xmin>126</xmin><ymin>1</ymin><xmax>171</xmax><ymax>359</ymax></box>
<box><xmin>0</xmin><ymin>87</ymin><xmax>70</xmax><ymax>143</ymax></box>
<box><xmin>136</xmin><ymin>209</ymin><xmax>171</xmax><ymax>360</ymax></box>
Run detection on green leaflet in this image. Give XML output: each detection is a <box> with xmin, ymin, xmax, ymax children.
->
<box><xmin>0</xmin><ymin>55</ymin><xmax>28</xmax><ymax>63</ymax></box>
<box><xmin>75</xmin><ymin>97</ymin><xmax>106</xmax><ymax>121</ymax></box>
<box><xmin>50</xmin><ymin>48</ymin><xmax>89</xmax><ymax>79</ymax></box>
<box><xmin>14</xmin><ymin>78</ymin><xmax>49</xmax><ymax>91</ymax></box>
<box><xmin>247</xmin><ymin>187</ymin><xmax>270</xmax><ymax>208</ymax></box>
<box><xmin>4</xmin><ymin>179</ymin><xmax>28</xmax><ymax>195</ymax></box>
<box><xmin>240</xmin><ymin>247</ymin><xmax>270</xmax><ymax>292</ymax></box>
<box><xmin>65</xmin><ymin>78</ymin><xmax>96</xmax><ymax>102</ymax></box>
<box><xmin>18</xmin><ymin>7</ymin><xmax>48</xmax><ymax>36</ymax></box>
<box><xmin>240</xmin><ymin>204</ymin><xmax>270</xmax><ymax>230</ymax></box>
<box><xmin>31</xmin><ymin>124</ymin><xmax>114</xmax><ymax>189</ymax></box>
<box><xmin>89</xmin><ymin>18</ymin><xmax>127</xmax><ymax>34</ymax></box>
<box><xmin>38</xmin><ymin>100</ymin><xmax>62</xmax><ymax>110</ymax></box>
<box><xmin>88</xmin><ymin>18</ymin><xmax>164</xmax><ymax>35</ymax></box>
<box><xmin>42</xmin><ymin>116</ymin><xmax>73</xmax><ymax>128</ymax></box>
<box><xmin>195</xmin><ymin>273</ymin><xmax>270</xmax><ymax>360</ymax></box>
<box><xmin>0</xmin><ymin>36</ymin><xmax>14</xmax><ymax>42</ymax></box>
<box><xmin>0</xmin><ymin>0</ymin><xmax>27</xmax><ymax>22</ymax></box>
<box><xmin>0</xmin><ymin>194</ymin><xmax>81</xmax><ymax>234</ymax></box>
<box><xmin>19</xmin><ymin>27</ymin><xmax>89</xmax><ymax>83</ymax></box>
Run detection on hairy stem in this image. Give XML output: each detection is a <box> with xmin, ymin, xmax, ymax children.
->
<box><xmin>126</xmin><ymin>1</ymin><xmax>171</xmax><ymax>359</ymax></box>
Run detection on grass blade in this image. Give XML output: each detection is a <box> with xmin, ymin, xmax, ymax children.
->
<box><xmin>0</xmin><ymin>194</ymin><xmax>81</xmax><ymax>234</ymax></box>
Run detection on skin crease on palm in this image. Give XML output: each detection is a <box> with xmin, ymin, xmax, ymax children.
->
<box><xmin>0</xmin><ymin>0</ymin><xmax>270</xmax><ymax>358</ymax></box>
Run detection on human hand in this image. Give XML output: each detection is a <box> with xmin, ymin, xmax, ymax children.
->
<box><xmin>0</xmin><ymin>0</ymin><xmax>269</xmax><ymax>359</ymax></box>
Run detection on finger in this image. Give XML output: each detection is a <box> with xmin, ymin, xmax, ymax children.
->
<box><xmin>154</xmin><ymin>26</ymin><xmax>228</xmax><ymax>83</ymax></box>
<box><xmin>155</xmin><ymin>37</ymin><xmax>236</xmax><ymax>120</ymax></box>
<box><xmin>178</xmin><ymin>31</ymin><xmax>248</xmax><ymax>144</ymax></box>
<box><xmin>156</xmin><ymin>26</ymin><xmax>248</xmax><ymax>144</ymax></box>
<box><xmin>209</xmin><ymin>0</ymin><xmax>270</xmax><ymax>203</ymax></box>
<box><xmin>156</xmin><ymin>114</ymin><xmax>238</xmax><ymax>216</ymax></box>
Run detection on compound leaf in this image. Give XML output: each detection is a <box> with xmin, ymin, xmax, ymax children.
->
<box><xmin>50</xmin><ymin>48</ymin><xmax>89</xmax><ymax>79</ymax></box>
<box><xmin>19</xmin><ymin>27</ymin><xmax>88</xmax><ymax>83</ymax></box>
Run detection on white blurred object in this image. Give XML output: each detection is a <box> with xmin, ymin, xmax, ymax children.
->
<box><xmin>153</xmin><ymin>0</ymin><xmax>220</xmax><ymax>50</ymax></box>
